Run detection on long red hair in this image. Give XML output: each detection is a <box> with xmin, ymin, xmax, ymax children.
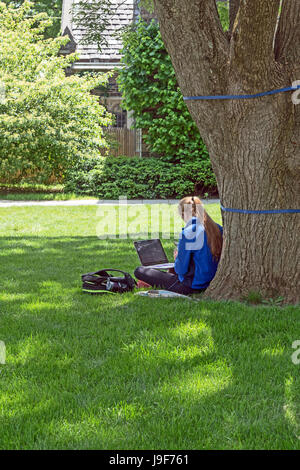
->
<box><xmin>178</xmin><ymin>196</ymin><xmax>223</xmax><ymax>261</ymax></box>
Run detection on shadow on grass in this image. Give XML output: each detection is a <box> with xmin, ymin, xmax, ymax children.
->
<box><xmin>0</xmin><ymin>236</ymin><xmax>299</xmax><ymax>450</ymax></box>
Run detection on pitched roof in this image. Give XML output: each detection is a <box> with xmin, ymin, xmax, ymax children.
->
<box><xmin>60</xmin><ymin>26</ymin><xmax>77</xmax><ymax>55</ymax></box>
<box><xmin>62</xmin><ymin>0</ymin><xmax>137</xmax><ymax>63</ymax></box>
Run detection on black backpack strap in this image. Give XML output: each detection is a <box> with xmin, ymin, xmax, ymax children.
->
<box><xmin>96</xmin><ymin>269</ymin><xmax>129</xmax><ymax>277</ymax></box>
<box><xmin>82</xmin><ymin>269</ymin><xmax>134</xmax><ymax>283</ymax></box>
<box><xmin>81</xmin><ymin>270</ymin><xmax>109</xmax><ymax>281</ymax></box>
<box><xmin>81</xmin><ymin>269</ymin><xmax>136</xmax><ymax>293</ymax></box>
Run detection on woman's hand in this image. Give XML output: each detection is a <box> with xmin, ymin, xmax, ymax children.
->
<box><xmin>173</xmin><ymin>249</ymin><xmax>178</xmax><ymax>260</ymax></box>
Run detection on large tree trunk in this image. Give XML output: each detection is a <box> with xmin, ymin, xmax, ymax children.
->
<box><xmin>153</xmin><ymin>0</ymin><xmax>300</xmax><ymax>303</ymax></box>
<box><xmin>206</xmin><ymin>99</ymin><xmax>299</xmax><ymax>303</ymax></box>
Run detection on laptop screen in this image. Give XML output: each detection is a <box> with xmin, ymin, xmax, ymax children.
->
<box><xmin>134</xmin><ymin>239</ymin><xmax>169</xmax><ymax>266</ymax></box>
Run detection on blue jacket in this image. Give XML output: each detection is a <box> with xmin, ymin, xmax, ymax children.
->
<box><xmin>174</xmin><ymin>217</ymin><xmax>223</xmax><ymax>290</ymax></box>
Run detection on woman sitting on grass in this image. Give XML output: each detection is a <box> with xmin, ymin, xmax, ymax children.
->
<box><xmin>134</xmin><ymin>196</ymin><xmax>223</xmax><ymax>295</ymax></box>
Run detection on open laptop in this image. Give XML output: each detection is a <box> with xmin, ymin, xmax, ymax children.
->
<box><xmin>134</xmin><ymin>239</ymin><xmax>175</xmax><ymax>270</ymax></box>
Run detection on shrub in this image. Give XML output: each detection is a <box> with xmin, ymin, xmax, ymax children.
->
<box><xmin>2</xmin><ymin>0</ymin><xmax>63</xmax><ymax>38</ymax></box>
<box><xmin>64</xmin><ymin>156</ymin><xmax>217</xmax><ymax>199</ymax></box>
<box><xmin>0</xmin><ymin>1</ymin><xmax>112</xmax><ymax>184</ymax></box>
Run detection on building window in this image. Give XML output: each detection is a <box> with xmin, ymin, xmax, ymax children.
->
<box><xmin>113</xmin><ymin>110</ymin><xmax>127</xmax><ymax>128</ymax></box>
<box><xmin>102</xmin><ymin>99</ymin><xmax>127</xmax><ymax>128</ymax></box>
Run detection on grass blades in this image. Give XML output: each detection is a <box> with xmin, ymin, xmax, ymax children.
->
<box><xmin>0</xmin><ymin>204</ymin><xmax>299</xmax><ymax>449</ymax></box>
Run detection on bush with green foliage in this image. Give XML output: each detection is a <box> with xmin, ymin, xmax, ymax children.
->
<box><xmin>64</xmin><ymin>155</ymin><xmax>217</xmax><ymax>199</ymax></box>
<box><xmin>0</xmin><ymin>1</ymin><xmax>112</xmax><ymax>183</ymax></box>
<box><xmin>2</xmin><ymin>0</ymin><xmax>63</xmax><ymax>37</ymax></box>
<box><xmin>118</xmin><ymin>19</ymin><xmax>209</xmax><ymax>163</ymax></box>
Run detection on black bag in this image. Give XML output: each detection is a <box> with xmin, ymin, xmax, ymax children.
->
<box><xmin>81</xmin><ymin>269</ymin><xmax>136</xmax><ymax>294</ymax></box>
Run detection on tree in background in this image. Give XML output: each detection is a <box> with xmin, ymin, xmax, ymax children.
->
<box><xmin>2</xmin><ymin>0</ymin><xmax>63</xmax><ymax>37</ymax></box>
<box><xmin>72</xmin><ymin>0</ymin><xmax>299</xmax><ymax>303</ymax></box>
<box><xmin>72</xmin><ymin>0</ymin><xmax>229</xmax><ymax>51</ymax></box>
<box><xmin>0</xmin><ymin>1</ymin><xmax>112</xmax><ymax>183</ymax></box>
<box><xmin>68</xmin><ymin>1</ymin><xmax>228</xmax><ymax>165</ymax></box>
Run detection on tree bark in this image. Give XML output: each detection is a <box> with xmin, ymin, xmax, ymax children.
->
<box><xmin>206</xmin><ymin>98</ymin><xmax>300</xmax><ymax>303</ymax></box>
<box><xmin>154</xmin><ymin>0</ymin><xmax>300</xmax><ymax>303</ymax></box>
<box><xmin>229</xmin><ymin>0</ymin><xmax>240</xmax><ymax>34</ymax></box>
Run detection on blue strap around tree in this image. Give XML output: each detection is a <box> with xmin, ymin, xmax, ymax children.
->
<box><xmin>183</xmin><ymin>83</ymin><xmax>300</xmax><ymax>214</ymax></box>
<box><xmin>220</xmin><ymin>204</ymin><xmax>300</xmax><ymax>214</ymax></box>
<box><xmin>184</xmin><ymin>85</ymin><xmax>300</xmax><ymax>101</ymax></box>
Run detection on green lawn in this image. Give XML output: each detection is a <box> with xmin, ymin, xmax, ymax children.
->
<box><xmin>0</xmin><ymin>183</ymin><xmax>101</xmax><ymax>201</ymax></box>
<box><xmin>0</xmin><ymin>193</ymin><xmax>98</xmax><ymax>201</ymax></box>
<box><xmin>0</xmin><ymin>185</ymin><xmax>96</xmax><ymax>201</ymax></box>
<box><xmin>0</xmin><ymin>204</ymin><xmax>299</xmax><ymax>450</ymax></box>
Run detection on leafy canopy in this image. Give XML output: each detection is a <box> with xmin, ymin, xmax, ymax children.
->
<box><xmin>72</xmin><ymin>0</ymin><xmax>229</xmax><ymax>49</ymax></box>
<box><xmin>0</xmin><ymin>1</ymin><xmax>112</xmax><ymax>183</ymax></box>
<box><xmin>2</xmin><ymin>0</ymin><xmax>63</xmax><ymax>37</ymax></box>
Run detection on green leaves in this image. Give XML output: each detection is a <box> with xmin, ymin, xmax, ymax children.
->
<box><xmin>64</xmin><ymin>156</ymin><xmax>216</xmax><ymax>199</ymax></box>
<box><xmin>1</xmin><ymin>0</ymin><xmax>63</xmax><ymax>38</ymax></box>
<box><xmin>0</xmin><ymin>2</ymin><xmax>112</xmax><ymax>183</ymax></box>
<box><xmin>118</xmin><ymin>19</ymin><xmax>209</xmax><ymax>163</ymax></box>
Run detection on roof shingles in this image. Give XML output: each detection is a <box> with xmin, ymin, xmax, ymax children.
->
<box><xmin>70</xmin><ymin>0</ymin><xmax>136</xmax><ymax>62</ymax></box>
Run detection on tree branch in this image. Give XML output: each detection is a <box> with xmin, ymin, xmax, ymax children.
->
<box><xmin>153</xmin><ymin>0</ymin><xmax>229</xmax><ymax>97</ymax></box>
<box><xmin>274</xmin><ymin>0</ymin><xmax>300</xmax><ymax>69</ymax></box>
<box><xmin>229</xmin><ymin>0</ymin><xmax>240</xmax><ymax>34</ymax></box>
<box><xmin>229</xmin><ymin>0</ymin><xmax>281</xmax><ymax>85</ymax></box>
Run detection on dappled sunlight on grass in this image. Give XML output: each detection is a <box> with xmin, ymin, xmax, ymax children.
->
<box><xmin>262</xmin><ymin>346</ymin><xmax>285</xmax><ymax>357</ymax></box>
<box><xmin>169</xmin><ymin>320</ymin><xmax>213</xmax><ymax>350</ymax></box>
<box><xmin>23</xmin><ymin>300</ymin><xmax>65</xmax><ymax>314</ymax></box>
<box><xmin>0</xmin><ymin>247</ymin><xmax>26</xmax><ymax>256</ymax></box>
<box><xmin>0</xmin><ymin>205</ymin><xmax>299</xmax><ymax>449</ymax></box>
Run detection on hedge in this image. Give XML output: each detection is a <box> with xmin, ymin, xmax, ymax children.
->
<box><xmin>64</xmin><ymin>156</ymin><xmax>217</xmax><ymax>199</ymax></box>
